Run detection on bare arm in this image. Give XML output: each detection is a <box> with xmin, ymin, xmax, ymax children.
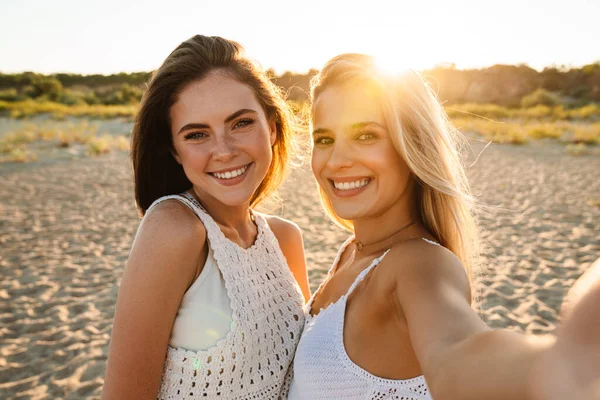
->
<box><xmin>531</xmin><ymin>257</ymin><xmax>600</xmax><ymax>400</ymax></box>
<box><xmin>388</xmin><ymin>241</ymin><xmax>553</xmax><ymax>400</ymax></box>
<box><xmin>267</xmin><ymin>216</ymin><xmax>310</xmax><ymax>302</ymax></box>
<box><xmin>102</xmin><ymin>201</ymin><xmax>207</xmax><ymax>399</ymax></box>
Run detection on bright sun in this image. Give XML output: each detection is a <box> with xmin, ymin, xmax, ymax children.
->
<box><xmin>373</xmin><ymin>54</ymin><xmax>413</xmax><ymax>76</ymax></box>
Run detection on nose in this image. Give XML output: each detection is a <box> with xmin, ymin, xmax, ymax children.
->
<box><xmin>326</xmin><ymin>139</ymin><xmax>353</xmax><ymax>170</ymax></box>
<box><xmin>212</xmin><ymin>132</ymin><xmax>237</xmax><ymax>163</ymax></box>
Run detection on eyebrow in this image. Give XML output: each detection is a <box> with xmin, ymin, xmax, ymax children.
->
<box><xmin>224</xmin><ymin>109</ymin><xmax>257</xmax><ymax>123</ymax></box>
<box><xmin>311</xmin><ymin>122</ymin><xmax>385</xmax><ymax>136</ymax></box>
<box><xmin>312</xmin><ymin>128</ymin><xmax>332</xmax><ymax>136</ymax></box>
<box><xmin>351</xmin><ymin>121</ymin><xmax>386</xmax><ymax>130</ymax></box>
<box><xmin>177</xmin><ymin>109</ymin><xmax>258</xmax><ymax>135</ymax></box>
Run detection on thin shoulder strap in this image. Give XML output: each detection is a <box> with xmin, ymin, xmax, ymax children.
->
<box><xmin>305</xmin><ymin>236</ymin><xmax>356</xmax><ymax>312</ymax></box>
<box><xmin>145</xmin><ymin>193</ymin><xmax>205</xmax><ymax>218</ymax></box>
<box><xmin>145</xmin><ymin>192</ymin><xmax>221</xmax><ymax>237</ymax></box>
<box><xmin>345</xmin><ymin>249</ymin><xmax>391</xmax><ymax>297</ymax></box>
<box><xmin>345</xmin><ymin>238</ymin><xmax>440</xmax><ymax>297</ymax></box>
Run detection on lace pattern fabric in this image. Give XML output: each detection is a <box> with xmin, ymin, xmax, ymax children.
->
<box><xmin>288</xmin><ymin>237</ymin><xmax>437</xmax><ymax>400</ymax></box>
<box><xmin>148</xmin><ymin>193</ymin><xmax>305</xmax><ymax>399</ymax></box>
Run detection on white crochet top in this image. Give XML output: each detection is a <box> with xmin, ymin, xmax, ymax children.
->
<box><xmin>288</xmin><ymin>237</ymin><xmax>436</xmax><ymax>400</ymax></box>
<box><xmin>154</xmin><ymin>192</ymin><xmax>305</xmax><ymax>399</ymax></box>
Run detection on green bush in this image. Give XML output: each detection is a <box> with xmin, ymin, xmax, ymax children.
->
<box><xmin>521</xmin><ymin>88</ymin><xmax>559</xmax><ymax>108</ymax></box>
<box><xmin>84</xmin><ymin>91</ymin><xmax>102</xmax><ymax>105</ymax></box>
<box><xmin>29</xmin><ymin>76</ymin><xmax>64</xmax><ymax>100</ymax></box>
<box><xmin>0</xmin><ymin>88</ymin><xmax>25</xmax><ymax>101</ymax></box>
<box><xmin>55</xmin><ymin>90</ymin><xmax>86</xmax><ymax>106</ymax></box>
<box><xmin>101</xmin><ymin>84</ymin><xmax>143</xmax><ymax>105</ymax></box>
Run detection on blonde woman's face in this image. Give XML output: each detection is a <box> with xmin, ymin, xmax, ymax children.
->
<box><xmin>170</xmin><ymin>72</ymin><xmax>276</xmax><ymax>207</ymax></box>
<box><xmin>311</xmin><ymin>85</ymin><xmax>413</xmax><ymax>221</ymax></box>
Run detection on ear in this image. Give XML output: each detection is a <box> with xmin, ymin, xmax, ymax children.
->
<box><xmin>171</xmin><ymin>148</ymin><xmax>182</xmax><ymax>165</ymax></box>
<box><xmin>269</xmin><ymin>119</ymin><xmax>277</xmax><ymax>147</ymax></box>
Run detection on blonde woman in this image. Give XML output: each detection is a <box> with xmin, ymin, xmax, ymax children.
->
<box><xmin>102</xmin><ymin>35</ymin><xmax>309</xmax><ymax>399</ymax></box>
<box><xmin>288</xmin><ymin>53</ymin><xmax>600</xmax><ymax>400</ymax></box>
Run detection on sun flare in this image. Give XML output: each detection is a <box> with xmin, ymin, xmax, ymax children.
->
<box><xmin>373</xmin><ymin>54</ymin><xmax>413</xmax><ymax>77</ymax></box>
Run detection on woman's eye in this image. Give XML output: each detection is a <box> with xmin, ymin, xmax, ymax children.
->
<box><xmin>184</xmin><ymin>132</ymin><xmax>207</xmax><ymax>140</ymax></box>
<box><xmin>233</xmin><ymin>118</ymin><xmax>255</xmax><ymax>129</ymax></box>
<box><xmin>314</xmin><ymin>137</ymin><xmax>334</xmax><ymax>145</ymax></box>
<box><xmin>356</xmin><ymin>132</ymin><xmax>377</xmax><ymax>141</ymax></box>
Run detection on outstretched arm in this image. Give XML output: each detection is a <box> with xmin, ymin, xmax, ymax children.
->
<box><xmin>530</xmin><ymin>257</ymin><xmax>600</xmax><ymax>400</ymax></box>
<box><xmin>388</xmin><ymin>241</ymin><xmax>600</xmax><ymax>400</ymax></box>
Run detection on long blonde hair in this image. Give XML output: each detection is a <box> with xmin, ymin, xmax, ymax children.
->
<box><xmin>310</xmin><ymin>54</ymin><xmax>481</xmax><ymax>279</ymax></box>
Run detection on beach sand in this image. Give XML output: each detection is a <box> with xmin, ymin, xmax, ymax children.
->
<box><xmin>1</xmin><ymin>139</ymin><xmax>599</xmax><ymax>398</ymax></box>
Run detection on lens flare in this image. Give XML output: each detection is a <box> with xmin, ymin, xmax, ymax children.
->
<box><xmin>374</xmin><ymin>54</ymin><xmax>412</xmax><ymax>77</ymax></box>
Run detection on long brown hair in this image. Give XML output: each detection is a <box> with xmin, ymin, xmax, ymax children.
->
<box><xmin>131</xmin><ymin>35</ymin><xmax>295</xmax><ymax>215</ymax></box>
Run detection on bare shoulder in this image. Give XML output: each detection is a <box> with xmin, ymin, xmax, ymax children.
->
<box><xmin>379</xmin><ymin>238</ymin><xmax>471</xmax><ymax>303</ymax></box>
<box><xmin>136</xmin><ymin>199</ymin><xmax>207</xmax><ymax>247</ymax></box>
<box><xmin>264</xmin><ymin>214</ymin><xmax>303</xmax><ymax>243</ymax></box>
<box><xmin>103</xmin><ymin>199</ymin><xmax>208</xmax><ymax>398</ymax></box>
<box><xmin>130</xmin><ymin>199</ymin><xmax>208</xmax><ymax>283</ymax></box>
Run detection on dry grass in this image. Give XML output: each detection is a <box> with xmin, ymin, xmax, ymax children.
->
<box><xmin>446</xmin><ymin>103</ymin><xmax>600</xmax><ymax>121</ymax></box>
<box><xmin>0</xmin><ymin>147</ymin><xmax>38</xmax><ymax>163</ymax></box>
<box><xmin>566</xmin><ymin>143</ymin><xmax>589</xmax><ymax>156</ymax></box>
<box><xmin>0</xmin><ymin>100</ymin><xmax>137</xmax><ymax>119</ymax></box>
<box><xmin>0</xmin><ymin>121</ymin><xmax>129</xmax><ymax>163</ymax></box>
<box><xmin>452</xmin><ymin>118</ymin><xmax>600</xmax><ymax>146</ymax></box>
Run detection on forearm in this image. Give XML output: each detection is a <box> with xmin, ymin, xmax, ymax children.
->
<box><xmin>429</xmin><ymin>329</ymin><xmax>556</xmax><ymax>400</ymax></box>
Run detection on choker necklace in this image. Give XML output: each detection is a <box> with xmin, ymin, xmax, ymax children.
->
<box><xmin>355</xmin><ymin>220</ymin><xmax>415</xmax><ymax>252</ymax></box>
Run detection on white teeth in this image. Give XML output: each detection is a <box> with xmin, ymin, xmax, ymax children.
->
<box><xmin>212</xmin><ymin>165</ymin><xmax>249</xmax><ymax>179</ymax></box>
<box><xmin>333</xmin><ymin>179</ymin><xmax>370</xmax><ymax>190</ymax></box>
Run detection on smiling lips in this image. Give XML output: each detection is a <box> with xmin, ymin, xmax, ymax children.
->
<box><xmin>332</xmin><ymin>178</ymin><xmax>370</xmax><ymax>190</ymax></box>
<box><xmin>329</xmin><ymin>177</ymin><xmax>372</xmax><ymax>197</ymax></box>
<box><xmin>210</xmin><ymin>164</ymin><xmax>249</xmax><ymax>179</ymax></box>
<box><xmin>208</xmin><ymin>163</ymin><xmax>252</xmax><ymax>185</ymax></box>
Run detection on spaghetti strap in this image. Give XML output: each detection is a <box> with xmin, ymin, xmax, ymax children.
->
<box><xmin>145</xmin><ymin>193</ymin><xmax>204</xmax><ymax>220</ymax></box>
<box><xmin>344</xmin><ymin>249</ymin><xmax>391</xmax><ymax>297</ymax></box>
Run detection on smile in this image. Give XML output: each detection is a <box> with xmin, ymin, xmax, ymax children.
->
<box><xmin>332</xmin><ymin>178</ymin><xmax>370</xmax><ymax>191</ymax></box>
<box><xmin>209</xmin><ymin>164</ymin><xmax>250</xmax><ymax>180</ymax></box>
<box><xmin>328</xmin><ymin>177</ymin><xmax>372</xmax><ymax>197</ymax></box>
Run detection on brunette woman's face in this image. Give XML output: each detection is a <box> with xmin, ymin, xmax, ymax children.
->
<box><xmin>311</xmin><ymin>84</ymin><xmax>413</xmax><ymax>221</ymax></box>
<box><xmin>170</xmin><ymin>71</ymin><xmax>276</xmax><ymax>207</ymax></box>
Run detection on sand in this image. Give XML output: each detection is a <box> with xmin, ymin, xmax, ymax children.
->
<box><xmin>1</xmin><ymin>138</ymin><xmax>599</xmax><ymax>399</ymax></box>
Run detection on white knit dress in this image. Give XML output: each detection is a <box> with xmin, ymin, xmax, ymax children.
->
<box><xmin>153</xmin><ymin>193</ymin><xmax>305</xmax><ymax>399</ymax></box>
<box><xmin>288</xmin><ymin>237</ymin><xmax>436</xmax><ymax>400</ymax></box>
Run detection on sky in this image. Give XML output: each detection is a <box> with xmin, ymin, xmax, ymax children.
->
<box><xmin>1</xmin><ymin>0</ymin><xmax>599</xmax><ymax>75</ymax></box>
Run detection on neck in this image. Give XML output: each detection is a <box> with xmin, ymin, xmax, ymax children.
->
<box><xmin>352</xmin><ymin>191</ymin><xmax>422</xmax><ymax>255</ymax></box>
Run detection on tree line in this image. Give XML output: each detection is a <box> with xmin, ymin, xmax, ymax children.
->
<box><xmin>1</xmin><ymin>62</ymin><xmax>599</xmax><ymax>107</ymax></box>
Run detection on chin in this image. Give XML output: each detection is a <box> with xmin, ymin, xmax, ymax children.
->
<box><xmin>215</xmin><ymin>192</ymin><xmax>256</xmax><ymax>207</ymax></box>
<box><xmin>330</xmin><ymin>204</ymin><xmax>369</xmax><ymax>221</ymax></box>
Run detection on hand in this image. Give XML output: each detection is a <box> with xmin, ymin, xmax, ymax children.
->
<box><xmin>530</xmin><ymin>257</ymin><xmax>600</xmax><ymax>399</ymax></box>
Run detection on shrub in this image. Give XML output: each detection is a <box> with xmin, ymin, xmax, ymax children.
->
<box><xmin>526</xmin><ymin>123</ymin><xmax>564</xmax><ymax>139</ymax></box>
<box><xmin>566</xmin><ymin>143</ymin><xmax>588</xmax><ymax>156</ymax></box>
<box><xmin>88</xmin><ymin>136</ymin><xmax>111</xmax><ymax>155</ymax></box>
<box><xmin>521</xmin><ymin>88</ymin><xmax>559</xmax><ymax>108</ymax></box>
<box><xmin>0</xmin><ymin>88</ymin><xmax>23</xmax><ymax>101</ymax></box>
<box><xmin>0</xmin><ymin>148</ymin><xmax>37</xmax><ymax>163</ymax></box>
<box><xmin>29</xmin><ymin>76</ymin><xmax>64</xmax><ymax>100</ymax></box>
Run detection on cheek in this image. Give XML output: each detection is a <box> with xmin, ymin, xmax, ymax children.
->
<box><xmin>384</xmin><ymin>156</ymin><xmax>412</xmax><ymax>190</ymax></box>
<box><xmin>178</xmin><ymin>146</ymin><xmax>209</xmax><ymax>170</ymax></box>
<box><xmin>242</xmin><ymin>129</ymin><xmax>272</xmax><ymax>155</ymax></box>
<box><xmin>311</xmin><ymin>150</ymin><xmax>326</xmax><ymax>180</ymax></box>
